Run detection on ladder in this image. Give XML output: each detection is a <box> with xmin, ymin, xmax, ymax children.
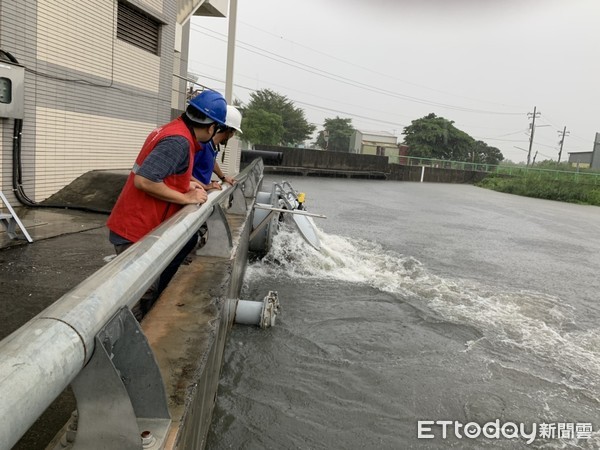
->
<box><xmin>0</xmin><ymin>190</ymin><xmax>32</xmax><ymax>243</ymax></box>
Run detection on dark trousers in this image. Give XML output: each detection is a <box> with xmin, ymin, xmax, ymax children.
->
<box><xmin>114</xmin><ymin>234</ymin><xmax>198</xmax><ymax>321</ymax></box>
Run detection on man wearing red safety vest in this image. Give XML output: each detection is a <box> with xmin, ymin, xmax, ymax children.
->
<box><xmin>107</xmin><ymin>90</ymin><xmax>227</xmax><ymax>320</ymax></box>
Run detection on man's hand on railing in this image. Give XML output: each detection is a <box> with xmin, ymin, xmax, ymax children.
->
<box><xmin>205</xmin><ymin>180</ymin><xmax>223</xmax><ymax>191</ymax></box>
<box><xmin>184</xmin><ymin>183</ymin><xmax>208</xmax><ymax>204</ymax></box>
<box><xmin>221</xmin><ymin>175</ymin><xmax>236</xmax><ymax>185</ymax></box>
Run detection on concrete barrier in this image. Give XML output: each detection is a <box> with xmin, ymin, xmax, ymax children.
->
<box><xmin>387</xmin><ymin>164</ymin><xmax>489</xmax><ymax>183</ymax></box>
<box><xmin>252</xmin><ymin>146</ymin><xmax>490</xmax><ymax>184</ymax></box>
<box><xmin>254</xmin><ymin>145</ymin><xmax>388</xmax><ymax>173</ymax></box>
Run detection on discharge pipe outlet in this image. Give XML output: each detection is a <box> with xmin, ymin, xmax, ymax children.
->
<box><xmin>241</xmin><ymin>149</ymin><xmax>283</xmax><ymax>166</ymax></box>
<box><xmin>235</xmin><ymin>291</ymin><xmax>280</xmax><ymax>328</ymax></box>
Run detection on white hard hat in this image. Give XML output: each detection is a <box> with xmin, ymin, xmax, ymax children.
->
<box><xmin>225</xmin><ymin>105</ymin><xmax>243</xmax><ymax>134</ymax></box>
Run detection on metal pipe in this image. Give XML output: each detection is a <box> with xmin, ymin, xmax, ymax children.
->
<box><xmin>241</xmin><ymin>149</ymin><xmax>283</xmax><ymax>166</ymax></box>
<box><xmin>234</xmin><ymin>300</ymin><xmax>263</xmax><ymax>325</ymax></box>
<box><xmin>0</xmin><ymin>159</ymin><xmax>263</xmax><ymax>450</ymax></box>
<box><xmin>254</xmin><ymin>204</ymin><xmax>327</xmax><ymax>219</ymax></box>
<box><xmin>234</xmin><ymin>291</ymin><xmax>280</xmax><ymax>328</ymax></box>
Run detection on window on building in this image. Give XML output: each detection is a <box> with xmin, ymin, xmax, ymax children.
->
<box><xmin>117</xmin><ymin>1</ymin><xmax>161</xmax><ymax>55</ymax></box>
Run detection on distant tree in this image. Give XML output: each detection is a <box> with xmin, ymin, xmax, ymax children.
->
<box><xmin>470</xmin><ymin>140</ymin><xmax>504</xmax><ymax>165</ymax></box>
<box><xmin>403</xmin><ymin>113</ymin><xmax>504</xmax><ymax>163</ymax></box>
<box><xmin>241</xmin><ymin>109</ymin><xmax>284</xmax><ymax>146</ymax></box>
<box><xmin>315</xmin><ymin>116</ymin><xmax>355</xmax><ymax>151</ymax></box>
<box><xmin>240</xmin><ymin>89</ymin><xmax>315</xmax><ymax>146</ymax></box>
<box><xmin>403</xmin><ymin>113</ymin><xmax>473</xmax><ymax>160</ymax></box>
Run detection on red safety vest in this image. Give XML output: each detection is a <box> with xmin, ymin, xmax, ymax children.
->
<box><xmin>107</xmin><ymin>117</ymin><xmax>200</xmax><ymax>243</ymax></box>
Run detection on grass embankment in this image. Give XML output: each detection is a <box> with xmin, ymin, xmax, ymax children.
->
<box><xmin>477</xmin><ymin>173</ymin><xmax>600</xmax><ymax>206</ymax></box>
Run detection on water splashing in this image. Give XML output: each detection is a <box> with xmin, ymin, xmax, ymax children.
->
<box><xmin>247</xmin><ymin>222</ymin><xmax>600</xmax><ymax>402</ymax></box>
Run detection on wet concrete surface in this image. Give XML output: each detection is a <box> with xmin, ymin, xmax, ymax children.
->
<box><xmin>0</xmin><ymin>170</ymin><xmax>124</xmax><ymax>449</ymax></box>
<box><xmin>0</xmin><ymin>223</ymin><xmax>114</xmax><ymax>337</ymax></box>
<box><xmin>0</xmin><ymin>220</ymin><xmax>115</xmax><ymax>450</ymax></box>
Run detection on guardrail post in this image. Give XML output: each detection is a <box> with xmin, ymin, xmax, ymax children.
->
<box><xmin>66</xmin><ymin>308</ymin><xmax>170</xmax><ymax>449</ymax></box>
<box><xmin>228</xmin><ymin>184</ymin><xmax>248</xmax><ymax>215</ymax></box>
<box><xmin>242</xmin><ymin>176</ymin><xmax>257</xmax><ymax>199</ymax></box>
<box><xmin>196</xmin><ymin>204</ymin><xmax>233</xmax><ymax>258</ymax></box>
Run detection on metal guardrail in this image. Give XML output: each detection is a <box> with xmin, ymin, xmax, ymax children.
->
<box><xmin>495</xmin><ymin>166</ymin><xmax>600</xmax><ymax>185</ymax></box>
<box><xmin>388</xmin><ymin>155</ymin><xmax>600</xmax><ymax>184</ymax></box>
<box><xmin>392</xmin><ymin>155</ymin><xmax>497</xmax><ymax>173</ymax></box>
<box><xmin>0</xmin><ymin>158</ymin><xmax>264</xmax><ymax>450</ymax></box>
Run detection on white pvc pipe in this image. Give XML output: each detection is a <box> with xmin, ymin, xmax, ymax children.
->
<box><xmin>234</xmin><ymin>300</ymin><xmax>263</xmax><ymax>326</ymax></box>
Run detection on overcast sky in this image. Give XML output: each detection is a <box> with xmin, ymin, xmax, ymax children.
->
<box><xmin>190</xmin><ymin>0</ymin><xmax>599</xmax><ymax>163</ymax></box>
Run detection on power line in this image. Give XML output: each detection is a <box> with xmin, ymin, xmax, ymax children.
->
<box><xmin>190</xmin><ymin>69</ymin><xmax>412</xmax><ymax>129</ymax></box>
<box><xmin>191</xmin><ymin>24</ymin><xmax>526</xmax><ymax>116</ymax></box>
<box><xmin>188</xmin><ymin>71</ymin><xmax>407</xmax><ymax>129</ymax></box>
<box><xmin>474</xmin><ymin>136</ymin><xmax>529</xmax><ymax>143</ymax></box>
<box><xmin>193</xmin><ymin>61</ymin><xmax>419</xmax><ymax>124</ymax></box>
<box><xmin>190</xmin><ymin>20</ymin><xmax>599</xmax><ymax>162</ymax></box>
<box><xmin>236</xmin><ymin>20</ymin><xmax>528</xmax><ymax>111</ymax></box>
<box><xmin>187</xmin><ymin>26</ymin><xmax>584</xmax><ymax>158</ymax></box>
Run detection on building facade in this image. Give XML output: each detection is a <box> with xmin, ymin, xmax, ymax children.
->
<box><xmin>566</xmin><ymin>132</ymin><xmax>600</xmax><ymax>169</ymax></box>
<box><xmin>350</xmin><ymin>129</ymin><xmax>402</xmax><ymax>163</ymax></box>
<box><xmin>0</xmin><ymin>0</ymin><xmax>228</xmax><ymax>205</ymax></box>
<box><xmin>567</xmin><ymin>151</ymin><xmax>592</xmax><ymax>168</ymax></box>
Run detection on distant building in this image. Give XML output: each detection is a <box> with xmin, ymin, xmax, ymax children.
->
<box><xmin>398</xmin><ymin>144</ymin><xmax>410</xmax><ymax>165</ymax></box>
<box><xmin>0</xmin><ymin>0</ymin><xmax>231</xmax><ymax>205</ymax></box>
<box><xmin>350</xmin><ymin>130</ymin><xmax>402</xmax><ymax>162</ymax></box>
<box><xmin>568</xmin><ymin>151</ymin><xmax>592</xmax><ymax>169</ymax></box>
<box><xmin>567</xmin><ymin>132</ymin><xmax>600</xmax><ymax>169</ymax></box>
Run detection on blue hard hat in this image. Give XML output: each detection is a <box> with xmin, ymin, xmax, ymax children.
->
<box><xmin>187</xmin><ymin>90</ymin><xmax>227</xmax><ymax>125</ymax></box>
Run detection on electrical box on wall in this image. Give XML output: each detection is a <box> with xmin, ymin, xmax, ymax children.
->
<box><xmin>0</xmin><ymin>61</ymin><xmax>24</xmax><ymax>119</ymax></box>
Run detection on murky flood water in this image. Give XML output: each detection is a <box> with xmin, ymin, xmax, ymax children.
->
<box><xmin>207</xmin><ymin>176</ymin><xmax>600</xmax><ymax>449</ymax></box>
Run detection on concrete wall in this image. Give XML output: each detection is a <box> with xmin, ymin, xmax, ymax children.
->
<box><xmin>282</xmin><ymin>148</ymin><xmax>388</xmax><ymax>172</ymax></box>
<box><xmin>254</xmin><ymin>145</ymin><xmax>492</xmax><ymax>183</ymax></box>
<box><xmin>388</xmin><ymin>164</ymin><xmax>489</xmax><ymax>183</ymax></box>
<box><xmin>255</xmin><ymin>145</ymin><xmax>389</xmax><ymax>173</ymax></box>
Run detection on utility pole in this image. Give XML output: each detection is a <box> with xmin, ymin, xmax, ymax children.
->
<box><xmin>527</xmin><ymin>106</ymin><xmax>540</xmax><ymax>167</ymax></box>
<box><xmin>557</xmin><ymin>126</ymin><xmax>570</xmax><ymax>164</ymax></box>
<box><xmin>224</xmin><ymin>0</ymin><xmax>238</xmax><ymax>103</ymax></box>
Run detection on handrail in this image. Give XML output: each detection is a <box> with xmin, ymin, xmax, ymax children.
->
<box><xmin>0</xmin><ymin>158</ymin><xmax>263</xmax><ymax>450</ymax></box>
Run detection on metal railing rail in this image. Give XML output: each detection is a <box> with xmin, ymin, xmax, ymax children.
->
<box><xmin>397</xmin><ymin>155</ymin><xmax>497</xmax><ymax>173</ymax></box>
<box><xmin>389</xmin><ymin>155</ymin><xmax>600</xmax><ymax>184</ymax></box>
<box><xmin>0</xmin><ymin>158</ymin><xmax>264</xmax><ymax>450</ymax></box>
